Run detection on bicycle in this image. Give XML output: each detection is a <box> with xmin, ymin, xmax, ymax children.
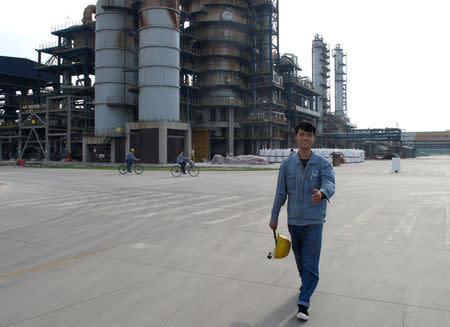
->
<box><xmin>171</xmin><ymin>160</ymin><xmax>199</xmax><ymax>177</ymax></box>
<box><xmin>119</xmin><ymin>161</ymin><xmax>143</xmax><ymax>175</ymax></box>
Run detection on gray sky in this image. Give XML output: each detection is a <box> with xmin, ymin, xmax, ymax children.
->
<box><xmin>1</xmin><ymin>0</ymin><xmax>448</xmax><ymax>132</ymax></box>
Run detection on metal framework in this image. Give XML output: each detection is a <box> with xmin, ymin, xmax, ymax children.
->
<box><xmin>180</xmin><ymin>10</ymin><xmax>201</xmax><ymax>124</ymax></box>
<box><xmin>17</xmin><ymin>95</ymin><xmax>93</xmax><ymax>160</ymax></box>
<box><xmin>277</xmin><ymin>53</ymin><xmax>320</xmax><ymax>147</ymax></box>
<box><xmin>0</xmin><ymin>56</ymin><xmax>58</xmax><ymax>159</ymax></box>
<box><xmin>28</xmin><ymin>22</ymin><xmax>95</xmax><ymax>160</ymax></box>
<box><xmin>246</xmin><ymin>0</ymin><xmax>285</xmax><ymax>153</ymax></box>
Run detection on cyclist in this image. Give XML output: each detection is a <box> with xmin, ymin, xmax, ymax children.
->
<box><xmin>125</xmin><ymin>148</ymin><xmax>139</xmax><ymax>173</ymax></box>
<box><xmin>177</xmin><ymin>150</ymin><xmax>187</xmax><ymax>174</ymax></box>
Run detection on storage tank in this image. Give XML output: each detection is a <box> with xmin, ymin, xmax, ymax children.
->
<box><xmin>95</xmin><ymin>0</ymin><xmax>137</xmax><ymax>134</ymax></box>
<box><xmin>138</xmin><ymin>0</ymin><xmax>181</xmax><ymax>121</ymax></box>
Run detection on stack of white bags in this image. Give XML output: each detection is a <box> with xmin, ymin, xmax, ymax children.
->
<box><xmin>258</xmin><ymin>148</ymin><xmax>365</xmax><ymax>164</ymax></box>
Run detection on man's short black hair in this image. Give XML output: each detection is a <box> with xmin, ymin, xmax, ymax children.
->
<box><xmin>295</xmin><ymin>120</ymin><xmax>316</xmax><ymax>136</ymax></box>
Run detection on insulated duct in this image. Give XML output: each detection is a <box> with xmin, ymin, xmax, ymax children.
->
<box><xmin>82</xmin><ymin>4</ymin><xmax>97</xmax><ymax>25</ymax></box>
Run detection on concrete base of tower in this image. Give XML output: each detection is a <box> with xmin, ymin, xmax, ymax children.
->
<box><xmin>125</xmin><ymin>121</ymin><xmax>191</xmax><ymax>164</ymax></box>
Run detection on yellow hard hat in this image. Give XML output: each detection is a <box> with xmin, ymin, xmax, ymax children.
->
<box><xmin>130</xmin><ymin>148</ymin><xmax>135</xmax><ymax>152</ymax></box>
<box><xmin>267</xmin><ymin>231</ymin><xmax>291</xmax><ymax>259</ymax></box>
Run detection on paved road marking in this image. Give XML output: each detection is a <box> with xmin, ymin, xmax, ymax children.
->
<box><xmin>239</xmin><ymin>221</ymin><xmax>260</xmax><ymax>228</ymax></box>
<box><xmin>330</xmin><ymin>203</ymin><xmax>346</xmax><ymax>215</ymax></box>
<box><xmin>192</xmin><ymin>198</ymin><xmax>263</xmax><ymax>218</ymax></box>
<box><xmin>335</xmin><ymin>204</ymin><xmax>384</xmax><ymax>237</ymax></box>
<box><xmin>6</xmin><ymin>194</ymin><xmax>85</xmax><ymax>207</ymax></box>
<box><xmin>188</xmin><ymin>196</ymin><xmax>242</xmax><ymax>216</ymax></box>
<box><xmin>447</xmin><ymin>207</ymin><xmax>450</xmax><ymax>246</ymax></box>
<box><xmin>164</xmin><ymin>194</ymin><xmax>212</xmax><ymax>206</ymax></box>
<box><xmin>353</xmin><ymin>204</ymin><xmax>384</xmax><ymax>223</ymax></box>
<box><xmin>409</xmin><ymin>191</ymin><xmax>450</xmax><ymax>196</ymax></box>
<box><xmin>202</xmin><ymin>206</ymin><xmax>271</xmax><ymax>225</ymax></box>
<box><xmin>131</xmin><ymin>243</ymin><xmax>151</xmax><ymax>249</ymax></box>
<box><xmin>202</xmin><ymin>212</ymin><xmax>242</xmax><ymax>225</ymax></box>
<box><xmin>53</xmin><ymin>200</ymin><xmax>89</xmax><ymax>208</ymax></box>
<box><xmin>387</xmin><ymin>205</ymin><xmax>420</xmax><ymax>241</ymax></box>
<box><xmin>225</xmin><ymin>198</ymin><xmax>262</xmax><ymax>208</ymax></box>
<box><xmin>80</xmin><ymin>193</ymin><xmax>193</xmax><ymax>215</ymax></box>
<box><xmin>0</xmin><ymin>247</ymin><xmax>114</xmax><ymax>280</ymax></box>
<box><xmin>141</xmin><ymin>201</ymin><xmax>213</xmax><ymax>219</ymax></box>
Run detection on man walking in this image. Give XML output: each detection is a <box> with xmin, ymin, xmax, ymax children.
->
<box><xmin>269</xmin><ymin>121</ymin><xmax>335</xmax><ymax>321</ymax></box>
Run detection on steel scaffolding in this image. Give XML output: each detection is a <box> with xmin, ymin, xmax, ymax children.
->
<box><xmin>30</xmin><ymin>21</ymin><xmax>95</xmax><ymax>160</ymax></box>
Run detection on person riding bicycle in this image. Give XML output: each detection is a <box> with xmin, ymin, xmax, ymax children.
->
<box><xmin>125</xmin><ymin>148</ymin><xmax>139</xmax><ymax>173</ymax></box>
<box><xmin>177</xmin><ymin>150</ymin><xmax>187</xmax><ymax>174</ymax></box>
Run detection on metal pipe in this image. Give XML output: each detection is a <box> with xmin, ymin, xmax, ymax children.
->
<box><xmin>82</xmin><ymin>4</ymin><xmax>97</xmax><ymax>25</ymax></box>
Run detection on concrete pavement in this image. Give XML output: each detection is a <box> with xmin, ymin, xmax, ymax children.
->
<box><xmin>0</xmin><ymin>156</ymin><xmax>449</xmax><ymax>326</ymax></box>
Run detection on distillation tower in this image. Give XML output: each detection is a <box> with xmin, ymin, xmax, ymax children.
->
<box><xmin>94</xmin><ymin>0</ymin><xmax>137</xmax><ymax>134</ymax></box>
<box><xmin>181</xmin><ymin>0</ymin><xmax>288</xmax><ymax>156</ymax></box>
<box><xmin>333</xmin><ymin>43</ymin><xmax>347</xmax><ymax>117</ymax></box>
<box><xmin>312</xmin><ymin>34</ymin><xmax>330</xmax><ymax>134</ymax></box>
<box><xmin>181</xmin><ymin>0</ymin><xmax>252</xmax><ymax>156</ymax></box>
<box><xmin>138</xmin><ymin>0</ymin><xmax>181</xmax><ymax>121</ymax></box>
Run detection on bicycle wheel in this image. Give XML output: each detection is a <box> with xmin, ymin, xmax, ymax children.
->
<box><xmin>134</xmin><ymin>164</ymin><xmax>144</xmax><ymax>174</ymax></box>
<box><xmin>119</xmin><ymin>165</ymin><xmax>128</xmax><ymax>175</ymax></box>
<box><xmin>188</xmin><ymin>165</ymin><xmax>199</xmax><ymax>177</ymax></box>
<box><xmin>171</xmin><ymin>165</ymin><xmax>182</xmax><ymax>177</ymax></box>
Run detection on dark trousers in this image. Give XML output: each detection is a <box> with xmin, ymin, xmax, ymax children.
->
<box><xmin>288</xmin><ymin>224</ymin><xmax>323</xmax><ymax>307</ymax></box>
<box><xmin>179</xmin><ymin>161</ymin><xmax>186</xmax><ymax>174</ymax></box>
<box><xmin>126</xmin><ymin>160</ymin><xmax>133</xmax><ymax>172</ymax></box>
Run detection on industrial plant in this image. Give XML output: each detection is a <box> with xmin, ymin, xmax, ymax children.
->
<box><xmin>1</xmin><ymin>0</ymin><xmax>449</xmax><ymax>163</ymax></box>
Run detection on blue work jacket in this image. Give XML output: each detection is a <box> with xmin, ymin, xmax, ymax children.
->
<box><xmin>125</xmin><ymin>152</ymin><xmax>137</xmax><ymax>162</ymax></box>
<box><xmin>271</xmin><ymin>152</ymin><xmax>335</xmax><ymax>226</ymax></box>
<box><xmin>177</xmin><ymin>153</ymin><xmax>186</xmax><ymax>164</ymax></box>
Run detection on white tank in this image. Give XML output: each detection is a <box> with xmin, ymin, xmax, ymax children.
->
<box><xmin>95</xmin><ymin>0</ymin><xmax>137</xmax><ymax>135</ymax></box>
<box><xmin>138</xmin><ymin>0</ymin><xmax>181</xmax><ymax>121</ymax></box>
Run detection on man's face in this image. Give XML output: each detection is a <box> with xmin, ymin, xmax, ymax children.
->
<box><xmin>295</xmin><ymin>129</ymin><xmax>315</xmax><ymax>151</ymax></box>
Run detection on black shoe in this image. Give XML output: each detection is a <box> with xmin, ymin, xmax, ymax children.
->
<box><xmin>297</xmin><ymin>305</ymin><xmax>309</xmax><ymax>321</ymax></box>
